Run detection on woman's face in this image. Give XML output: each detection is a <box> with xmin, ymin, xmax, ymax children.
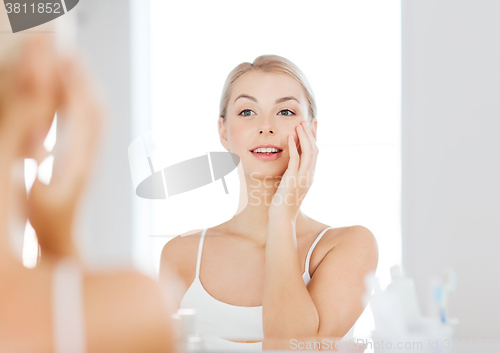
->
<box><xmin>219</xmin><ymin>71</ymin><xmax>317</xmax><ymax>179</ymax></box>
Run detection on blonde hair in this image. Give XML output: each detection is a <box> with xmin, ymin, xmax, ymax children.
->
<box><xmin>219</xmin><ymin>55</ymin><xmax>317</xmax><ymax>122</ymax></box>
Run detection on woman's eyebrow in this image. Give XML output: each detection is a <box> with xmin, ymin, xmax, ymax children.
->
<box><xmin>234</xmin><ymin>94</ymin><xmax>257</xmax><ymax>103</ymax></box>
<box><xmin>275</xmin><ymin>96</ymin><xmax>300</xmax><ymax>104</ymax></box>
<box><xmin>234</xmin><ymin>94</ymin><xmax>300</xmax><ymax>104</ymax></box>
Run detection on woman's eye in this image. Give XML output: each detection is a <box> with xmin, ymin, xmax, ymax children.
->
<box><xmin>278</xmin><ymin>109</ymin><xmax>295</xmax><ymax>116</ymax></box>
<box><xmin>239</xmin><ymin>109</ymin><xmax>255</xmax><ymax>117</ymax></box>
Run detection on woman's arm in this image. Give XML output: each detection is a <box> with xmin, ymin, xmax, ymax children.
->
<box><xmin>262</xmin><ymin>218</ymin><xmax>319</xmax><ymax>346</ymax></box>
<box><xmin>262</xmin><ymin>223</ymin><xmax>378</xmax><ymax>350</ymax></box>
<box><xmin>263</xmin><ymin>121</ymin><xmax>378</xmax><ymax>349</ymax></box>
<box><xmin>307</xmin><ymin>225</ymin><xmax>378</xmax><ymax>338</ymax></box>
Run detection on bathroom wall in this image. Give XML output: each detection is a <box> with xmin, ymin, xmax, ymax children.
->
<box><xmin>73</xmin><ymin>0</ymin><xmax>133</xmax><ymax>268</ymax></box>
<box><xmin>402</xmin><ymin>0</ymin><xmax>500</xmax><ymax>340</ymax></box>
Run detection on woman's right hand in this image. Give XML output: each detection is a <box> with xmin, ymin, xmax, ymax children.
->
<box><xmin>27</xmin><ymin>56</ymin><xmax>104</xmax><ymax>259</ymax></box>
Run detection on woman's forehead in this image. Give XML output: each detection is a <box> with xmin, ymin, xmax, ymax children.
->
<box><xmin>230</xmin><ymin>71</ymin><xmax>306</xmax><ymax>104</ymax></box>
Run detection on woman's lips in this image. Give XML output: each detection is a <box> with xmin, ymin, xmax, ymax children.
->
<box><xmin>250</xmin><ymin>151</ymin><xmax>283</xmax><ymax>161</ymax></box>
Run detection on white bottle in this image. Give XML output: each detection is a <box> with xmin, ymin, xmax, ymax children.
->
<box><xmin>386</xmin><ymin>265</ymin><xmax>426</xmax><ymax>333</ymax></box>
<box><xmin>370</xmin><ymin>277</ymin><xmax>406</xmax><ymax>336</ymax></box>
<box><xmin>176</xmin><ymin>308</ymin><xmax>206</xmax><ymax>353</ymax></box>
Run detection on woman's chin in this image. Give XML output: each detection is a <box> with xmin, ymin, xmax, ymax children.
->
<box><xmin>244</xmin><ymin>165</ymin><xmax>287</xmax><ymax>180</ymax></box>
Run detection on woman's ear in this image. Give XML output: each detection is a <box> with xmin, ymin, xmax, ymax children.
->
<box><xmin>218</xmin><ymin>116</ymin><xmax>230</xmax><ymax>151</ymax></box>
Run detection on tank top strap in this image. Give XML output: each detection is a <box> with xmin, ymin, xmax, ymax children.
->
<box><xmin>304</xmin><ymin>226</ymin><xmax>333</xmax><ymax>275</ymax></box>
<box><xmin>195</xmin><ymin>228</ymin><xmax>209</xmax><ymax>279</ymax></box>
<box><xmin>52</xmin><ymin>258</ymin><xmax>86</xmax><ymax>353</ymax></box>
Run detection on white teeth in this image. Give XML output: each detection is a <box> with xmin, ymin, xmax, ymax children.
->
<box><xmin>252</xmin><ymin>147</ymin><xmax>280</xmax><ymax>153</ymax></box>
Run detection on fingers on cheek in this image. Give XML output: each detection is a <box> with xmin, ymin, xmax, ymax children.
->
<box><xmin>293</xmin><ymin>136</ymin><xmax>300</xmax><ymax>153</ymax></box>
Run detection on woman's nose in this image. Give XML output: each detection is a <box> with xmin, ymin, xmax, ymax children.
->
<box><xmin>258</xmin><ymin>115</ymin><xmax>275</xmax><ymax>135</ymax></box>
<box><xmin>259</xmin><ymin>127</ymin><xmax>274</xmax><ymax>135</ymax></box>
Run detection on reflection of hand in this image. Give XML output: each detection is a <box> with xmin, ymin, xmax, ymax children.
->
<box><xmin>268</xmin><ymin>120</ymin><xmax>319</xmax><ymax>222</ymax></box>
<box><xmin>27</xmin><ymin>57</ymin><xmax>104</xmax><ymax>259</ymax></box>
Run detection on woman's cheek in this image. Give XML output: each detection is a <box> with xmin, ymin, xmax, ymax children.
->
<box><xmin>228</xmin><ymin>126</ymin><xmax>247</xmax><ymax>151</ymax></box>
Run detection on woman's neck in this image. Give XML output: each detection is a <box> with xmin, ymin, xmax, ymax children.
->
<box><xmin>228</xmin><ymin>166</ymin><xmax>310</xmax><ymax>247</ymax></box>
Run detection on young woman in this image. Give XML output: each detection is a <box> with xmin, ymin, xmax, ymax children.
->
<box><xmin>0</xmin><ymin>15</ymin><xmax>177</xmax><ymax>353</ymax></box>
<box><xmin>159</xmin><ymin>55</ymin><xmax>379</xmax><ymax>351</ymax></box>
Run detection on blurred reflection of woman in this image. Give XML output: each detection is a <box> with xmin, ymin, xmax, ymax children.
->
<box><xmin>0</xmin><ymin>13</ymin><xmax>177</xmax><ymax>353</ymax></box>
<box><xmin>160</xmin><ymin>55</ymin><xmax>378</xmax><ymax>351</ymax></box>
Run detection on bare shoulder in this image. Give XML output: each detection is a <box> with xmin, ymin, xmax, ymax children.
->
<box><xmin>342</xmin><ymin>225</ymin><xmax>378</xmax><ymax>250</ymax></box>
<box><xmin>160</xmin><ymin>229</ymin><xmax>203</xmax><ymax>267</ymax></box>
<box><xmin>312</xmin><ymin>225</ymin><xmax>378</xmax><ymax>272</ymax></box>
<box><xmin>84</xmin><ymin>270</ymin><xmax>176</xmax><ymax>353</ymax></box>
<box><xmin>321</xmin><ymin>225</ymin><xmax>377</xmax><ymax>249</ymax></box>
<box><xmin>325</xmin><ymin>225</ymin><xmax>379</xmax><ymax>267</ymax></box>
<box><xmin>159</xmin><ymin>229</ymin><xmax>204</xmax><ymax>301</ymax></box>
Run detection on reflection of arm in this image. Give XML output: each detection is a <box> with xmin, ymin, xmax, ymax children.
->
<box><xmin>262</xmin><ymin>223</ymin><xmax>378</xmax><ymax>350</ymax></box>
<box><xmin>27</xmin><ymin>56</ymin><xmax>103</xmax><ymax>262</ymax></box>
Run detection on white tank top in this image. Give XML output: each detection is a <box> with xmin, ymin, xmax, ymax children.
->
<box><xmin>180</xmin><ymin>226</ymin><xmax>334</xmax><ymax>351</ymax></box>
